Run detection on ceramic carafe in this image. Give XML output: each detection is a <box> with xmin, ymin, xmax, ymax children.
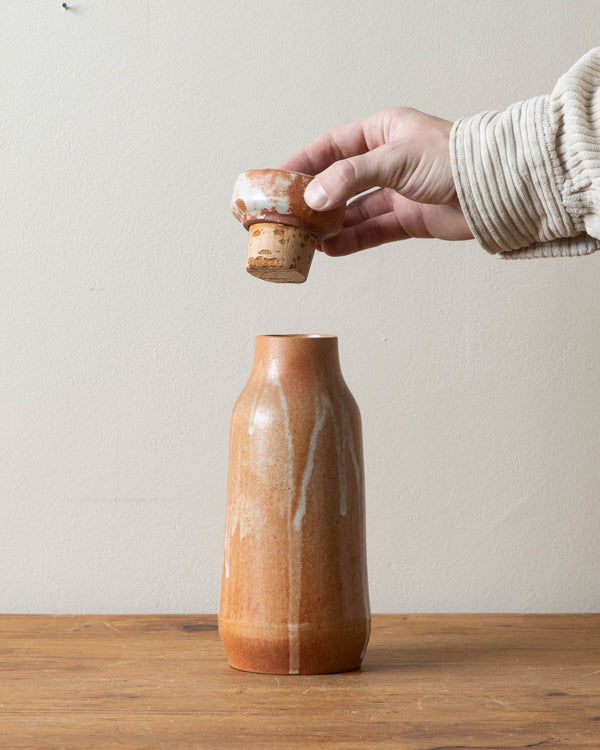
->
<box><xmin>219</xmin><ymin>334</ymin><xmax>370</xmax><ymax>674</ymax></box>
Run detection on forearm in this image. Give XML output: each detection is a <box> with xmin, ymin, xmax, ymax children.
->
<box><xmin>451</xmin><ymin>48</ymin><xmax>600</xmax><ymax>259</ymax></box>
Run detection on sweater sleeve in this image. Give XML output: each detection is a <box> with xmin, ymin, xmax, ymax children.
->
<box><xmin>450</xmin><ymin>48</ymin><xmax>600</xmax><ymax>259</ymax></box>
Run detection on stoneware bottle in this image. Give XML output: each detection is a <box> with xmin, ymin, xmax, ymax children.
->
<box><xmin>219</xmin><ymin>334</ymin><xmax>370</xmax><ymax>674</ymax></box>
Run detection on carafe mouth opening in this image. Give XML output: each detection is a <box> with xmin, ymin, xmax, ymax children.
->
<box><xmin>258</xmin><ymin>334</ymin><xmax>336</xmax><ymax>339</ymax></box>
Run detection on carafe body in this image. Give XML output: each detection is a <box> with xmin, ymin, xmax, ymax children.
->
<box><xmin>219</xmin><ymin>334</ymin><xmax>370</xmax><ymax>674</ymax></box>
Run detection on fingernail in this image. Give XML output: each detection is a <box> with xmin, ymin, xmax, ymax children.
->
<box><xmin>305</xmin><ymin>181</ymin><xmax>329</xmax><ymax>209</ymax></box>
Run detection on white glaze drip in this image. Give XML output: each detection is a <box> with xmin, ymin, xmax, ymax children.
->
<box><xmin>274</xmin><ymin>376</ymin><xmax>294</xmax><ymax>489</ymax></box>
<box><xmin>287</xmin><ymin>390</ymin><xmax>336</xmax><ymax>671</ymax></box>
<box><xmin>293</xmin><ymin>396</ymin><xmax>328</xmax><ymax>532</ymax></box>
<box><xmin>287</xmin><ymin>623</ymin><xmax>300</xmax><ymax>674</ymax></box>
<box><xmin>224</xmin><ymin>472</ymin><xmax>241</xmax><ymax>579</ymax></box>
<box><xmin>360</xmin><ymin>632</ymin><xmax>369</xmax><ymax>661</ymax></box>
<box><xmin>274</xmin><ymin>376</ymin><xmax>300</xmax><ymax>675</ymax></box>
<box><xmin>334</xmin><ymin>391</ymin><xmax>361</xmax><ymax>499</ymax></box>
<box><xmin>224</xmin><ymin>525</ymin><xmax>230</xmax><ymax>579</ymax></box>
<box><xmin>326</xmin><ymin>393</ymin><xmax>347</xmax><ymax>518</ymax></box>
<box><xmin>247</xmin><ymin>380</ymin><xmax>264</xmax><ymax>436</ymax></box>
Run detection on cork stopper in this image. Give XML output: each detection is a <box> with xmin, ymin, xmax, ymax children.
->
<box><xmin>246</xmin><ymin>223</ymin><xmax>318</xmax><ymax>283</ymax></box>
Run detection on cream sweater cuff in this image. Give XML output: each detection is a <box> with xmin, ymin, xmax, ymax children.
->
<box><xmin>450</xmin><ymin>48</ymin><xmax>600</xmax><ymax>259</ymax></box>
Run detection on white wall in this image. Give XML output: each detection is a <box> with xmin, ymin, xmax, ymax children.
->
<box><xmin>2</xmin><ymin>0</ymin><xmax>599</xmax><ymax>613</ymax></box>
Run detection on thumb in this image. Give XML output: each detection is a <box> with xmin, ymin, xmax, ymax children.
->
<box><xmin>304</xmin><ymin>143</ymin><xmax>404</xmax><ymax>210</ymax></box>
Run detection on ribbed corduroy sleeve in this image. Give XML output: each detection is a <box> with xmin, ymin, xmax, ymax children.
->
<box><xmin>450</xmin><ymin>48</ymin><xmax>600</xmax><ymax>259</ymax></box>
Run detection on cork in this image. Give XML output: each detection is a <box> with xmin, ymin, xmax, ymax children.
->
<box><xmin>246</xmin><ymin>222</ymin><xmax>318</xmax><ymax>283</ymax></box>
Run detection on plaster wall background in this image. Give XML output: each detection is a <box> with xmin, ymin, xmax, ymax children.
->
<box><xmin>2</xmin><ymin>1</ymin><xmax>599</xmax><ymax>612</ymax></box>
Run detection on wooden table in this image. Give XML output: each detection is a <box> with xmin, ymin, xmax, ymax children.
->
<box><xmin>1</xmin><ymin>614</ymin><xmax>598</xmax><ymax>749</ymax></box>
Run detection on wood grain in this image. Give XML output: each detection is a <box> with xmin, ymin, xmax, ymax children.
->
<box><xmin>0</xmin><ymin>614</ymin><xmax>598</xmax><ymax>749</ymax></box>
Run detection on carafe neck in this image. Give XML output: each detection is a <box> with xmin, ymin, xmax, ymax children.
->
<box><xmin>251</xmin><ymin>335</ymin><xmax>342</xmax><ymax>382</ymax></box>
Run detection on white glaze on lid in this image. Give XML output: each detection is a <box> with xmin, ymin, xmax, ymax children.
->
<box><xmin>232</xmin><ymin>171</ymin><xmax>294</xmax><ymax>223</ymax></box>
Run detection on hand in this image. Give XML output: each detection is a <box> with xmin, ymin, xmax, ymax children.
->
<box><xmin>279</xmin><ymin>107</ymin><xmax>473</xmax><ymax>255</ymax></box>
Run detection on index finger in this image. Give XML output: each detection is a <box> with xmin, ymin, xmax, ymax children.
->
<box><xmin>278</xmin><ymin>112</ymin><xmax>388</xmax><ymax>175</ymax></box>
